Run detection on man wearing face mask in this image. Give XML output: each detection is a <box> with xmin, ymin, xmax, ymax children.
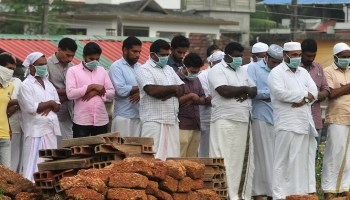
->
<box><xmin>247</xmin><ymin>44</ymin><xmax>283</xmax><ymax>200</ymax></box>
<box><xmin>198</xmin><ymin>45</ymin><xmax>224</xmax><ymax>157</ymax></box>
<box><xmin>167</xmin><ymin>35</ymin><xmax>190</xmax><ymax>72</ymax></box>
<box><xmin>267</xmin><ymin>42</ymin><xmax>318</xmax><ymax>199</ymax></box>
<box><xmin>18</xmin><ymin>52</ymin><xmax>61</xmax><ymax>181</ymax></box>
<box><xmin>176</xmin><ymin>53</ymin><xmax>209</xmax><ymax>157</ymax></box>
<box><xmin>300</xmin><ymin>39</ymin><xmax>330</xmax><ymax>148</ymax></box>
<box><xmin>241</xmin><ymin>42</ymin><xmax>269</xmax><ymax>72</ymax></box>
<box><xmin>322</xmin><ymin>42</ymin><xmax>350</xmax><ymax>199</ymax></box>
<box><xmin>208</xmin><ymin>42</ymin><xmax>257</xmax><ymax>200</ymax></box>
<box><xmin>136</xmin><ymin>39</ymin><xmax>184</xmax><ymax>160</ymax></box>
<box><xmin>109</xmin><ymin>36</ymin><xmax>142</xmax><ymax>137</ymax></box>
<box><xmin>66</xmin><ymin>42</ymin><xmax>115</xmax><ymax>138</ymax></box>
<box><xmin>47</xmin><ymin>37</ymin><xmax>77</xmax><ymax>146</ymax></box>
<box><xmin>0</xmin><ymin>53</ymin><xmax>15</xmax><ymax>168</ymax></box>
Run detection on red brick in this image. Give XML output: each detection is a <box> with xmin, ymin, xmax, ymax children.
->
<box><xmin>107</xmin><ymin>188</ymin><xmax>147</xmax><ymax>200</ymax></box>
<box><xmin>15</xmin><ymin>192</ymin><xmax>42</xmax><ymax>200</ymax></box>
<box><xmin>172</xmin><ymin>192</ymin><xmax>188</xmax><ymax>200</ymax></box>
<box><xmin>124</xmin><ymin>157</ymin><xmax>167</xmax><ymax>181</ymax></box>
<box><xmin>159</xmin><ymin>175</ymin><xmax>178</xmax><ymax>193</ymax></box>
<box><xmin>196</xmin><ymin>189</ymin><xmax>221</xmax><ymax>200</ymax></box>
<box><xmin>177</xmin><ymin>160</ymin><xmax>205</xmax><ymax>179</ymax></box>
<box><xmin>165</xmin><ymin>160</ymin><xmax>186</xmax><ymax>180</ymax></box>
<box><xmin>65</xmin><ymin>188</ymin><xmax>104</xmax><ymax>200</ymax></box>
<box><xmin>160</xmin><ymin>190</ymin><xmax>173</xmax><ymax>200</ymax></box>
<box><xmin>177</xmin><ymin>177</ymin><xmax>192</xmax><ymax>192</ymax></box>
<box><xmin>59</xmin><ymin>175</ymin><xmax>106</xmax><ymax>194</ymax></box>
<box><xmin>108</xmin><ymin>173</ymin><xmax>148</xmax><ymax>189</ymax></box>
<box><xmin>110</xmin><ymin>161</ymin><xmax>153</xmax><ymax>177</ymax></box>
<box><xmin>1</xmin><ymin>196</ymin><xmax>11</xmax><ymax>200</ymax></box>
<box><xmin>78</xmin><ymin>168</ymin><xmax>110</xmax><ymax>184</ymax></box>
<box><xmin>188</xmin><ymin>191</ymin><xmax>200</xmax><ymax>200</ymax></box>
<box><xmin>147</xmin><ymin>195</ymin><xmax>157</xmax><ymax>200</ymax></box>
<box><xmin>191</xmin><ymin>179</ymin><xmax>204</xmax><ymax>190</ymax></box>
<box><xmin>286</xmin><ymin>195</ymin><xmax>318</xmax><ymax>200</ymax></box>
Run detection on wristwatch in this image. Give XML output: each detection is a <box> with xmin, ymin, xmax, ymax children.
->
<box><xmin>304</xmin><ymin>97</ymin><xmax>310</xmax><ymax>103</ymax></box>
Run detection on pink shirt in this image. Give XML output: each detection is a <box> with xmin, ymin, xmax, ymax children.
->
<box><xmin>66</xmin><ymin>62</ymin><xmax>115</xmax><ymax>126</ymax></box>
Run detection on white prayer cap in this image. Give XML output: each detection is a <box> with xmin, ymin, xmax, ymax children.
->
<box><xmin>207</xmin><ymin>50</ymin><xmax>225</xmax><ymax>63</ymax></box>
<box><xmin>283</xmin><ymin>42</ymin><xmax>301</xmax><ymax>51</ymax></box>
<box><xmin>333</xmin><ymin>42</ymin><xmax>350</xmax><ymax>55</ymax></box>
<box><xmin>252</xmin><ymin>42</ymin><xmax>268</xmax><ymax>53</ymax></box>
<box><xmin>267</xmin><ymin>44</ymin><xmax>283</xmax><ymax>61</ymax></box>
<box><xmin>22</xmin><ymin>52</ymin><xmax>44</xmax><ymax>68</ymax></box>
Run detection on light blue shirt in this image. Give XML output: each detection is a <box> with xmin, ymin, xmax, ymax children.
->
<box><xmin>109</xmin><ymin>57</ymin><xmax>141</xmax><ymax>119</ymax></box>
<box><xmin>247</xmin><ymin>60</ymin><xmax>273</xmax><ymax>125</ymax></box>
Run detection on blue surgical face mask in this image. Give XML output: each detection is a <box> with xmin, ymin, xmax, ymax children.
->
<box><xmin>335</xmin><ymin>56</ymin><xmax>350</xmax><ymax>69</ymax></box>
<box><xmin>257</xmin><ymin>57</ymin><xmax>265</xmax><ymax>62</ymax></box>
<box><xmin>264</xmin><ymin>57</ymin><xmax>271</xmax><ymax>72</ymax></box>
<box><xmin>286</xmin><ymin>54</ymin><xmax>301</xmax><ymax>69</ymax></box>
<box><xmin>152</xmin><ymin>53</ymin><xmax>169</xmax><ymax>68</ymax></box>
<box><xmin>84</xmin><ymin>60</ymin><xmax>99</xmax><ymax>71</ymax></box>
<box><xmin>35</xmin><ymin>65</ymin><xmax>48</xmax><ymax>78</ymax></box>
<box><xmin>184</xmin><ymin>67</ymin><xmax>199</xmax><ymax>81</ymax></box>
<box><xmin>227</xmin><ymin>55</ymin><xmax>242</xmax><ymax>70</ymax></box>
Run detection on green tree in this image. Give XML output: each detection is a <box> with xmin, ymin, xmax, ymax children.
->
<box><xmin>0</xmin><ymin>0</ymin><xmax>68</xmax><ymax>34</ymax></box>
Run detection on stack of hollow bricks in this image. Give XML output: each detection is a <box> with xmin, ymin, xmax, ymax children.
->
<box><xmin>167</xmin><ymin>157</ymin><xmax>228</xmax><ymax>200</ymax></box>
<box><xmin>34</xmin><ymin>132</ymin><xmax>155</xmax><ymax>195</ymax></box>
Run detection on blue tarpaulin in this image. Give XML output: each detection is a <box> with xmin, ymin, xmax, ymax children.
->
<box><xmin>260</xmin><ymin>0</ymin><xmax>350</xmax><ymax>4</ymax></box>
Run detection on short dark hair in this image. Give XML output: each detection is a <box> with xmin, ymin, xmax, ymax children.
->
<box><xmin>150</xmin><ymin>39</ymin><xmax>170</xmax><ymax>54</ymax></box>
<box><xmin>83</xmin><ymin>42</ymin><xmax>102</xmax><ymax>56</ymax></box>
<box><xmin>206</xmin><ymin>44</ymin><xmax>220</xmax><ymax>57</ymax></box>
<box><xmin>183</xmin><ymin>53</ymin><xmax>203</xmax><ymax>69</ymax></box>
<box><xmin>301</xmin><ymin>38</ymin><xmax>317</xmax><ymax>53</ymax></box>
<box><xmin>122</xmin><ymin>36</ymin><xmax>142</xmax><ymax>50</ymax></box>
<box><xmin>171</xmin><ymin>35</ymin><xmax>190</xmax><ymax>49</ymax></box>
<box><xmin>0</xmin><ymin>53</ymin><xmax>15</xmax><ymax>66</ymax></box>
<box><xmin>225</xmin><ymin>42</ymin><xmax>244</xmax><ymax>55</ymax></box>
<box><xmin>58</xmin><ymin>37</ymin><xmax>77</xmax><ymax>52</ymax></box>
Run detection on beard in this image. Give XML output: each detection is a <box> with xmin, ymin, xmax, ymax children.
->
<box><xmin>125</xmin><ymin>55</ymin><xmax>138</xmax><ymax>66</ymax></box>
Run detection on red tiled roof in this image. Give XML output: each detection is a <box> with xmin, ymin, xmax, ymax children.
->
<box><xmin>80</xmin><ymin>40</ymin><xmax>152</xmax><ymax>64</ymax></box>
<box><xmin>0</xmin><ymin>39</ymin><xmax>81</xmax><ymax>64</ymax></box>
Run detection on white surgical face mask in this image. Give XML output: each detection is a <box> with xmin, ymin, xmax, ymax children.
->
<box><xmin>0</xmin><ymin>66</ymin><xmax>14</xmax><ymax>88</ymax></box>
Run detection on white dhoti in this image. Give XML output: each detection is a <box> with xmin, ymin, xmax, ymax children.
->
<box><xmin>57</xmin><ymin>118</ymin><xmax>73</xmax><ymax>148</ymax></box>
<box><xmin>198</xmin><ymin>121</ymin><xmax>210</xmax><ymax>157</ymax></box>
<box><xmin>22</xmin><ymin>133</ymin><xmax>57</xmax><ymax>182</ymax></box>
<box><xmin>10</xmin><ymin>131</ymin><xmax>24</xmax><ymax>173</ymax></box>
<box><xmin>209</xmin><ymin>119</ymin><xmax>254</xmax><ymax>200</ymax></box>
<box><xmin>111</xmin><ymin>116</ymin><xmax>142</xmax><ymax>137</ymax></box>
<box><xmin>251</xmin><ymin>119</ymin><xmax>274</xmax><ymax>197</ymax></box>
<box><xmin>141</xmin><ymin>122</ymin><xmax>180</xmax><ymax>160</ymax></box>
<box><xmin>322</xmin><ymin>124</ymin><xmax>350</xmax><ymax>193</ymax></box>
<box><xmin>272</xmin><ymin>130</ymin><xmax>317</xmax><ymax>199</ymax></box>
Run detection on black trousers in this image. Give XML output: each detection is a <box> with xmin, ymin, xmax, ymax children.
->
<box><xmin>72</xmin><ymin>123</ymin><xmax>108</xmax><ymax>138</ymax></box>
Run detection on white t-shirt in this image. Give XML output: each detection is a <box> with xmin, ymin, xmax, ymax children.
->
<box><xmin>9</xmin><ymin>77</ymin><xmax>21</xmax><ymax>134</ymax></box>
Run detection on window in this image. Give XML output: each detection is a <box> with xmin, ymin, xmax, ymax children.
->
<box><xmin>106</xmin><ymin>28</ymin><xmax>117</xmax><ymax>36</ymax></box>
<box><xmin>123</xmin><ymin>26</ymin><xmax>149</xmax><ymax>37</ymax></box>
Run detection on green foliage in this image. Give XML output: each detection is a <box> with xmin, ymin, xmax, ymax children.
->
<box><xmin>250</xmin><ymin>4</ymin><xmax>286</xmax><ymax>32</ymax></box>
<box><xmin>0</xmin><ymin>0</ymin><xmax>68</xmax><ymax>34</ymax></box>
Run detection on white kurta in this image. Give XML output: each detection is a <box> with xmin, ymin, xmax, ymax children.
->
<box><xmin>322</xmin><ymin>124</ymin><xmax>350</xmax><ymax>193</ymax></box>
<box><xmin>18</xmin><ymin>75</ymin><xmax>61</xmax><ymax>181</ymax></box>
<box><xmin>268</xmin><ymin>62</ymin><xmax>318</xmax><ymax>199</ymax></box>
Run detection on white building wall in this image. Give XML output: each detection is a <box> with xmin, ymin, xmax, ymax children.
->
<box><xmin>82</xmin><ymin>0</ymin><xmax>181</xmax><ymax>9</ymax></box>
<box><xmin>65</xmin><ymin>19</ymin><xmax>115</xmax><ymax>35</ymax></box>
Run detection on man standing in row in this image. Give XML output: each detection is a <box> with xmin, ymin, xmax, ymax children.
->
<box><xmin>167</xmin><ymin>35</ymin><xmax>190</xmax><ymax>72</ymax></box>
<box><xmin>322</xmin><ymin>42</ymin><xmax>350</xmax><ymax>199</ymax></box>
<box><xmin>268</xmin><ymin>42</ymin><xmax>318</xmax><ymax>199</ymax></box>
<box><xmin>109</xmin><ymin>36</ymin><xmax>142</xmax><ymax>137</ymax></box>
<box><xmin>248</xmin><ymin>44</ymin><xmax>283</xmax><ymax>200</ymax></box>
<box><xmin>19</xmin><ymin>52</ymin><xmax>61</xmax><ymax>181</ymax></box>
<box><xmin>208</xmin><ymin>42</ymin><xmax>257</xmax><ymax>200</ymax></box>
<box><xmin>242</xmin><ymin>42</ymin><xmax>268</xmax><ymax>72</ymax></box>
<box><xmin>301</xmin><ymin>38</ymin><xmax>330</xmax><ymax>146</ymax></box>
<box><xmin>66</xmin><ymin>42</ymin><xmax>114</xmax><ymax>138</ymax></box>
<box><xmin>177</xmin><ymin>53</ymin><xmax>207</xmax><ymax>157</ymax></box>
<box><xmin>47</xmin><ymin>37</ymin><xmax>77</xmax><ymax>144</ymax></box>
<box><xmin>136</xmin><ymin>39</ymin><xmax>184</xmax><ymax>160</ymax></box>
